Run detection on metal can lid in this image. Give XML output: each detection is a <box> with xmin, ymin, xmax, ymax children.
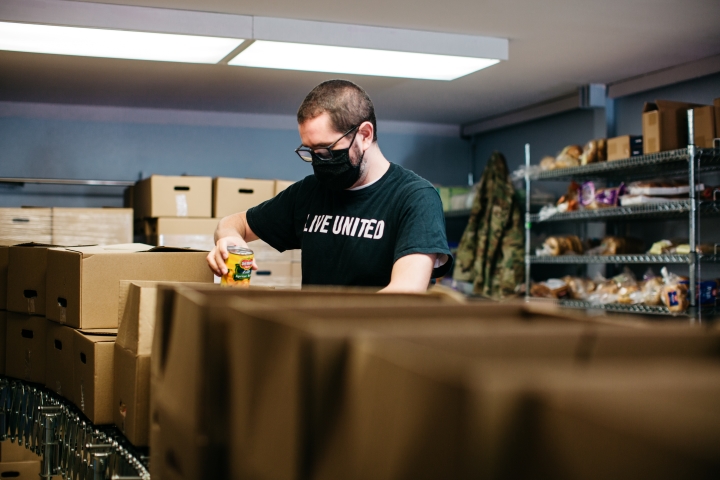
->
<box><xmin>228</xmin><ymin>246</ymin><xmax>254</xmax><ymax>255</ymax></box>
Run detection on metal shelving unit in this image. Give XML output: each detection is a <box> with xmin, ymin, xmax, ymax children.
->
<box><xmin>524</xmin><ymin>109</ymin><xmax>720</xmax><ymax>321</ymax></box>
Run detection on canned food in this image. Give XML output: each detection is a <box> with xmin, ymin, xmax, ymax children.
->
<box><xmin>221</xmin><ymin>246</ymin><xmax>254</xmax><ymax>287</ymax></box>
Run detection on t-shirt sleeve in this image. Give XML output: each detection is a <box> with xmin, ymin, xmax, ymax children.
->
<box><xmin>246</xmin><ymin>181</ymin><xmax>303</xmax><ymax>252</ymax></box>
<box><xmin>394</xmin><ymin>186</ymin><xmax>453</xmax><ymax>278</ymax></box>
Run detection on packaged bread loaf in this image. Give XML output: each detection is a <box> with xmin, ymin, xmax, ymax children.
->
<box><xmin>580</xmin><ymin>139</ymin><xmax>607</xmax><ymax>165</ymax></box>
<box><xmin>531</xmin><ymin>279</ymin><xmax>570</xmax><ymax>299</ymax></box>
<box><xmin>543</xmin><ymin>235</ymin><xmax>584</xmax><ymax>256</ymax></box>
<box><xmin>562</xmin><ymin>275</ymin><xmax>596</xmax><ymax>300</ymax></box>
<box><xmin>540</xmin><ymin>156</ymin><xmax>557</xmax><ymax>171</ymax></box>
<box><xmin>555</xmin><ymin>145</ymin><xmax>583</xmax><ymax>169</ymax></box>
<box><xmin>661</xmin><ymin>283</ymin><xmax>689</xmax><ymax>312</ymax></box>
<box><xmin>642</xmin><ymin>276</ymin><xmax>664</xmax><ymax>306</ymax></box>
<box><xmin>599</xmin><ymin>236</ymin><xmax>644</xmax><ymax>255</ymax></box>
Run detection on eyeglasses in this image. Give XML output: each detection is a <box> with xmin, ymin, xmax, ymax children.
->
<box><xmin>295</xmin><ymin>125</ymin><xmax>359</xmax><ymax>162</ymax></box>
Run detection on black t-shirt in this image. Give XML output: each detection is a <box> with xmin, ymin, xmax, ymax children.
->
<box><xmin>246</xmin><ymin>163</ymin><xmax>452</xmax><ymax>288</ymax></box>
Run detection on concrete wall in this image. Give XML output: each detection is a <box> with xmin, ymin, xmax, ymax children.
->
<box><xmin>0</xmin><ymin>103</ymin><xmax>470</xmax><ymax>207</ymax></box>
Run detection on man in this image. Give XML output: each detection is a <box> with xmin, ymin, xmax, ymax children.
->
<box><xmin>207</xmin><ymin>79</ymin><xmax>451</xmax><ymax>293</ymax></box>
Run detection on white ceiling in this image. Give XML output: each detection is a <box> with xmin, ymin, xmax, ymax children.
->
<box><xmin>1</xmin><ymin>0</ymin><xmax>719</xmax><ymax>125</ymax></box>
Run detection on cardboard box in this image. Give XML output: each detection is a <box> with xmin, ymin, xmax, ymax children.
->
<box><xmin>0</xmin><ymin>208</ymin><xmax>52</xmax><ymax>245</ymax></box>
<box><xmin>144</xmin><ymin>217</ymin><xmax>218</xmax><ymax>251</ymax></box>
<box><xmin>212</xmin><ymin>178</ymin><xmax>275</xmax><ymax>218</ymax></box>
<box><xmin>606</xmin><ymin>135</ymin><xmax>643</xmax><ymax>161</ymax></box>
<box><xmin>73</xmin><ymin>330</ymin><xmax>116</xmax><ymax>424</ymax></box>
<box><xmin>52</xmin><ymin>208</ymin><xmax>133</xmax><ymax>246</ymax></box>
<box><xmin>274</xmin><ymin>180</ymin><xmax>295</xmax><ymax>196</ymax></box>
<box><xmin>0</xmin><ymin>461</ymin><xmax>41</xmax><ymax>478</ymax></box>
<box><xmin>7</xmin><ymin>244</ymin><xmax>56</xmax><ymax>316</ymax></box>
<box><xmin>642</xmin><ymin>100</ymin><xmax>701</xmax><ymax>153</ymax></box>
<box><xmin>693</xmin><ymin>105</ymin><xmax>716</xmax><ymax>148</ymax></box>
<box><xmin>45</xmin><ymin>244</ymin><xmax>213</xmax><ymax>329</ymax></box>
<box><xmin>250</xmin><ymin>261</ymin><xmax>302</xmax><ymax>287</ymax></box>
<box><xmin>134</xmin><ymin>175</ymin><xmax>212</xmax><ymax>219</ymax></box>
<box><xmin>6</xmin><ymin>313</ymin><xmax>47</xmax><ymax>383</ymax></box>
<box><xmin>45</xmin><ymin>322</ymin><xmax>76</xmax><ymax>401</ymax></box>
<box><xmin>0</xmin><ymin>441</ymin><xmax>39</xmax><ymax>462</ymax></box>
<box><xmin>0</xmin><ymin>245</ymin><xmax>7</xmax><ymax>310</ymax></box>
<box><xmin>0</xmin><ymin>311</ymin><xmax>6</xmax><ymax>375</ymax></box>
<box><xmin>115</xmin><ymin>345</ymin><xmax>151</xmax><ymax>446</ymax></box>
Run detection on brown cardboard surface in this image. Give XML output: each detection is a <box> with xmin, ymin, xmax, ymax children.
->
<box><xmin>0</xmin><ymin>208</ymin><xmax>52</xmax><ymax>245</ymax></box>
<box><xmin>144</xmin><ymin>217</ymin><xmax>218</xmax><ymax>251</ymax></box>
<box><xmin>46</xmin><ymin>244</ymin><xmax>213</xmax><ymax>329</ymax></box>
<box><xmin>72</xmin><ymin>330</ymin><xmax>116</xmax><ymax>425</ymax></box>
<box><xmin>117</xmin><ymin>280</ymin><xmax>158</xmax><ymax>355</ymax></box>
<box><xmin>114</xmin><ymin>345</ymin><xmax>151</xmax><ymax>446</ymax></box>
<box><xmin>0</xmin><ymin>311</ymin><xmax>6</xmax><ymax>375</ymax></box>
<box><xmin>134</xmin><ymin>175</ymin><xmax>212</xmax><ymax>219</ymax></box>
<box><xmin>45</xmin><ymin>322</ymin><xmax>76</xmax><ymax>402</ymax></box>
<box><xmin>250</xmin><ymin>261</ymin><xmax>301</xmax><ymax>287</ymax></box>
<box><xmin>714</xmin><ymin>98</ymin><xmax>720</xmax><ymax>139</ymax></box>
<box><xmin>52</xmin><ymin>208</ymin><xmax>133</xmax><ymax>246</ymax></box>
<box><xmin>0</xmin><ymin>440</ymin><xmax>39</xmax><ymax>462</ymax></box>
<box><xmin>606</xmin><ymin>135</ymin><xmax>642</xmax><ymax>161</ymax></box>
<box><xmin>693</xmin><ymin>105</ymin><xmax>716</xmax><ymax>148</ymax></box>
<box><xmin>0</xmin><ymin>245</ymin><xmax>8</xmax><ymax>310</ymax></box>
<box><xmin>0</xmin><ymin>460</ymin><xmax>41</xmax><ymax>478</ymax></box>
<box><xmin>642</xmin><ymin>100</ymin><xmax>702</xmax><ymax>153</ymax></box>
<box><xmin>6</xmin><ymin>313</ymin><xmax>47</xmax><ymax>383</ymax></box>
<box><xmin>7</xmin><ymin>244</ymin><xmax>56</xmax><ymax>315</ymax></box>
<box><xmin>213</xmin><ymin>177</ymin><xmax>275</xmax><ymax>218</ymax></box>
<box><xmin>248</xmin><ymin>240</ymin><xmax>295</xmax><ymax>263</ymax></box>
<box><xmin>274</xmin><ymin>180</ymin><xmax>295</xmax><ymax>196</ymax></box>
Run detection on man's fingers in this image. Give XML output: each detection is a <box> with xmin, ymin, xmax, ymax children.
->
<box><xmin>251</xmin><ymin>259</ymin><xmax>259</xmax><ymax>271</ymax></box>
<box><xmin>215</xmin><ymin>249</ymin><xmax>228</xmax><ymax>275</ymax></box>
<box><xmin>207</xmin><ymin>250</ymin><xmax>222</xmax><ymax>276</ymax></box>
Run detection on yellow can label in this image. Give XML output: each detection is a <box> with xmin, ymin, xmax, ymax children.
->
<box><xmin>221</xmin><ymin>252</ymin><xmax>253</xmax><ymax>287</ymax></box>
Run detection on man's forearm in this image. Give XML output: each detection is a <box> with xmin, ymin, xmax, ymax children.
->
<box><xmin>214</xmin><ymin>212</ymin><xmax>247</xmax><ymax>242</ymax></box>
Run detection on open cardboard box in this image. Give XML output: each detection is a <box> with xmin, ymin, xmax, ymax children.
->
<box><xmin>317</xmin><ymin>337</ymin><xmax>720</xmax><ymax>480</ymax></box>
<box><xmin>7</xmin><ymin>243</ymin><xmax>64</xmax><ymax>316</ymax></box>
<box><xmin>642</xmin><ymin>100</ymin><xmax>702</xmax><ymax>153</ymax></box>
<box><xmin>45</xmin><ymin>244</ymin><xmax>213</xmax><ymax>329</ymax></box>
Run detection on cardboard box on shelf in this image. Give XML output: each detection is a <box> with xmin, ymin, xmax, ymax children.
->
<box><xmin>6</xmin><ymin>313</ymin><xmax>47</xmax><ymax>384</ymax></box>
<box><xmin>274</xmin><ymin>180</ymin><xmax>295</xmax><ymax>196</ymax></box>
<box><xmin>213</xmin><ymin>177</ymin><xmax>275</xmax><ymax>218</ymax></box>
<box><xmin>642</xmin><ymin>100</ymin><xmax>702</xmax><ymax>154</ymax></box>
<box><xmin>134</xmin><ymin>175</ymin><xmax>212</xmax><ymax>219</ymax></box>
<box><xmin>250</xmin><ymin>261</ymin><xmax>301</xmax><ymax>287</ymax></box>
<box><xmin>0</xmin><ymin>461</ymin><xmax>41</xmax><ymax>478</ymax></box>
<box><xmin>45</xmin><ymin>244</ymin><xmax>213</xmax><ymax>329</ymax></box>
<box><xmin>52</xmin><ymin>208</ymin><xmax>133</xmax><ymax>246</ymax></box>
<box><xmin>0</xmin><ymin>311</ymin><xmax>6</xmax><ymax>375</ymax></box>
<box><xmin>0</xmin><ymin>245</ymin><xmax>8</xmax><ymax>310</ymax></box>
<box><xmin>7</xmin><ymin>244</ymin><xmax>57</xmax><ymax>316</ymax></box>
<box><xmin>45</xmin><ymin>322</ymin><xmax>77</xmax><ymax>402</ymax></box>
<box><xmin>693</xmin><ymin>105</ymin><xmax>716</xmax><ymax>148</ymax></box>
<box><xmin>72</xmin><ymin>330</ymin><xmax>117</xmax><ymax>425</ymax></box>
<box><xmin>0</xmin><ymin>440</ymin><xmax>39</xmax><ymax>462</ymax></box>
<box><xmin>213</xmin><ymin>177</ymin><xmax>276</xmax><ymax>216</ymax></box>
<box><xmin>144</xmin><ymin>217</ymin><xmax>218</xmax><ymax>251</ymax></box>
<box><xmin>0</xmin><ymin>207</ymin><xmax>52</xmax><ymax>246</ymax></box>
<box><xmin>606</xmin><ymin>135</ymin><xmax>643</xmax><ymax>161</ymax></box>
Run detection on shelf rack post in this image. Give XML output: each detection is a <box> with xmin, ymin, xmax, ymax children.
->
<box><xmin>524</xmin><ymin>143</ymin><xmax>531</xmax><ymax>300</ymax></box>
<box><xmin>687</xmin><ymin>109</ymin><xmax>698</xmax><ymax>320</ymax></box>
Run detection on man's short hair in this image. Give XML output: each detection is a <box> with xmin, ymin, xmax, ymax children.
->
<box><xmin>297</xmin><ymin>79</ymin><xmax>378</xmax><ymax>142</ymax></box>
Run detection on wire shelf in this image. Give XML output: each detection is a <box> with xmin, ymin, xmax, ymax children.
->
<box><xmin>528</xmin><ymin>254</ymin><xmax>691</xmax><ymax>264</ymax></box>
<box><xmin>555</xmin><ymin>299</ymin><xmax>683</xmax><ymax>316</ymax></box>
<box><xmin>528</xmin><ymin>200</ymin><xmax>720</xmax><ymax>223</ymax></box>
<box><xmin>528</xmin><ymin>148</ymin><xmax>720</xmax><ymax>181</ymax></box>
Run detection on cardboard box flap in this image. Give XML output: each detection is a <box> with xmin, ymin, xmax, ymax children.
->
<box><xmin>147</xmin><ymin>246</ymin><xmax>209</xmax><ymax>253</ymax></box>
<box><xmin>78</xmin><ymin>333</ymin><xmax>117</xmax><ymax>343</ymax></box>
<box><xmin>643</xmin><ymin>100</ymin><xmax>703</xmax><ymax>113</ymax></box>
<box><xmin>77</xmin><ymin>329</ymin><xmax>118</xmax><ymax>337</ymax></box>
<box><xmin>60</xmin><ymin>243</ymin><xmax>155</xmax><ymax>256</ymax></box>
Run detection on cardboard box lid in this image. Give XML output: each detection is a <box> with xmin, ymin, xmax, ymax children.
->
<box><xmin>643</xmin><ymin>99</ymin><xmax>703</xmax><ymax>113</ymax></box>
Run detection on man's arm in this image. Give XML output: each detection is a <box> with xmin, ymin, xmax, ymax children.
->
<box><xmin>207</xmin><ymin>212</ymin><xmax>260</xmax><ymax>276</ymax></box>
<box><xmin>379</xmin><ymin>253</ymin><xmax>437</xmax><ymax>294</ymax></box>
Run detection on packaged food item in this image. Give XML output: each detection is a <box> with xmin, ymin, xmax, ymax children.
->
<box><xmin>626</xmin><ymin>180</ymin><xmax>705</xmax><ymax>196</ymax></box>
<box><xmin>580</xmin><ymin>182</ymin><xmax>625</xmax><ymax>209</ymax></box>
<box><xmin>540</xmin><ymin>235</ymin><xmax>584</xmax><ymax>256</ymax></box>
<box><xmin>580</xmin><ymin>139</ymin><xmax>607</xmax><ymax>165</ymax></box>
<box><xmin>530</xmin><ymin>279</ymin><xmax>570</xmax><ymax>299</ymax></box>
<box><xmin>539</xmin><ymin>156</ymin><xmax>557</xmax><ymax>171</ymax></box>
<box><xmin>597</xmin><ymin>236</ymin><xmax>644</xmax><ymax>255</ymax></box>
<box><xmin>642</xmin><ymin>277</ymin><xmax>664</xmax><ymax>305</ymax></box>
<box><xmin>221</xmin><ymin>246</ymin><xmax>254</xmax><ymax>287</ymax></box>
<box><xmin>554</xmin><ymin>145</ymin><xmax>583</xmax><ymax>169</ymax></box>
<box><xmin>556</xmin><ymin>182</ymin><xmax>581</xmax><ymax>211</ymax></box>
<box><xmin>647</xmin><ymin>240</ymin><xmax>716</xmax><ymax>255</ymax></box>
<box><xmin>661</xmin><ymin>283</ymin><xmax>689</xmax><ymax>312</ymax></box>
<box><xmin>619</xmin><ymin>195</ymin><xmax>677</xmax><ymax>206</ymax></box>
<box><xmin>562</xmin><ymin>276</ymin><xmax>596</xmax><ymax>300</ymax></box>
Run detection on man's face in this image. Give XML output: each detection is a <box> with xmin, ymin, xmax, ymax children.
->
<box><xmin>298</xmin><ymin>112</ymin><xmax>363</xmax><ymax>166</ymax></box>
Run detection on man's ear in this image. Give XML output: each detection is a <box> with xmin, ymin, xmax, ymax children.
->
<box><xmin>358</xmin><ymin>121</ymin><xmax>374</xmax><ymax>148</ymax></box>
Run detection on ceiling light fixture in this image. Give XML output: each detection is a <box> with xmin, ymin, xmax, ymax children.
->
<box><xmin>0</xmin><ymin>21</ymin><xmax>244</xmax><ymax>64</ymax></box>
<box><xmin>228</xmin><ymin>41</ymin><xmax>499</xmax><ymax>81</ymax></box>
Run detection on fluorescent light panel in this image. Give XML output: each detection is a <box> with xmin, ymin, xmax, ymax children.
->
<box><xmin>0</xmin><ymin>21</ymin><xmax>243</xmax><ymax>64</ymax></box>
<box><xmin>228</xmin><ymin>40</ymin><xmax>499</xmax><ymax>81</ymax></box>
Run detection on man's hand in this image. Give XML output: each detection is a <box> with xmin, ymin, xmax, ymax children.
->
<box><xmin>207</xmin><ymin>212</ymin><xmax>260</xmax><ymax>276</ymax></box>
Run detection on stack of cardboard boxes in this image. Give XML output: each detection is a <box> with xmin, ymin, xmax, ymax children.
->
<box><xmin>134</xmin><ymin>175</ymin><xmax>301</xmax><ymax>288</ymax></box>
<box><xmin>1</xmin><ymin>242</ymin><xmax>213</xmax><ymax>464</ymax></box>
<box><xmin>148</xmin><ymin>284</ymin><xmax>720</xmax><ymax>480</ymax></box>
<box><xmin>0</xmin><ymin>207</ymin><xmax>132</xmax><ymax>246</ymax></box>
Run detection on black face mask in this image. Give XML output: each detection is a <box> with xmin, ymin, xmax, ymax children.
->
<box><xmin>312</xmin><ymin>147</ymin><xmax>363</xmax><ymax>191</ymax></box>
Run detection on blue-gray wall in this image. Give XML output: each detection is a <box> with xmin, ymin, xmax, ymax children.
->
<box><xmin>0</xmin><ymin>113</ymin><xmax>471</xmax><ymax>207</ymax></box>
